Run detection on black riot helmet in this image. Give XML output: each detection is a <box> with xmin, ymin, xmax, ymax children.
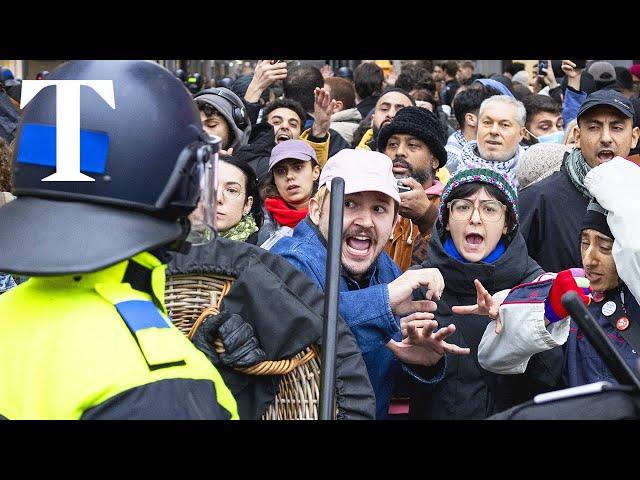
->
<box><xmin>186</xmin><ymin>72</ymin><xmax>204</xmax><ymax>95</ymax></box>
<box><xmin>336</xmin><ymin>66</ymin><xmax>354</xmax><ymax>81</ymax></box>
<box><xmin>174</xmin><ymin>68</ymin><xmax>187</xmax><ymax>82</ymax></box>
<box><xmin>0</xmin><ymin>60</ymin><xmax>219</xmax><ymax>276</ymax></box>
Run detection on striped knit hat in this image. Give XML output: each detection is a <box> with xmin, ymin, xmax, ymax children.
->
<box><xmin>439</xmin><ymin>168</ymin><xmax>519</xmax><ymax>232</ymax></box>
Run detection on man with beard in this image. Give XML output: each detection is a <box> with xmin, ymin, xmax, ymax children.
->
<box><xmin>520</xmin><ymin>89</ymin><xmax>640</xmax><ymax>272</ymax></box>
<box><xmin>356</xmin><ymin>88</ymin><xmax>415</xmax><ymax>151</ymax></box>
<box><xmin>377</xmin><ymin>107</ymin><xmax>449</xmax><ymax>270</ymax></box>
<box><xmin>270</xmin><ymin>149</ymin><xmax>470</xmax><ymax>419</ymax></box>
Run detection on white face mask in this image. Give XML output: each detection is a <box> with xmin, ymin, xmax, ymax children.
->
<box><xmin>526</xmin><ymin>129</ymin><xmax>565</xmax><ymax>144</ymax></box>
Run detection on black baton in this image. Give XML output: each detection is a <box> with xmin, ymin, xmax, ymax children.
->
<box><xmin>319</xmin><ymin>177</ymin><xmax>345</xmax><ymax>420</ymax></box>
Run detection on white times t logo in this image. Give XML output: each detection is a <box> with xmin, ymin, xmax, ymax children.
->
<box><xmin>20</xmin><ymin>80</ymin><xmax>116</xmax><ymax>182</ymax></box>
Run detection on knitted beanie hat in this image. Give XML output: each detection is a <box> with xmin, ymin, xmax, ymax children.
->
<box><xmin>439</xmin><ymin>168</ymin><xmax>519</xmax><ymax>231</ymax></box>
<box><xmin>517</xmin><ymin>143</ymin><xmax>569</xmax><ymax>190</ymax></box>
<box><xmin>377</xmin><ymin>106</ymin><xmax>447</xmax><ymax>168</ymax></box>
<box><xmin>581</xmin><ymin>199</ymin><xmax>613</xmax><ymax>240</ymax></box>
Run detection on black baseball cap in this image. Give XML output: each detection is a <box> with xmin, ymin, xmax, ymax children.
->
<box><xmin>577</xmin><ymin>89</ymin><xmax>635</xmax><ymax>122</ymax></box>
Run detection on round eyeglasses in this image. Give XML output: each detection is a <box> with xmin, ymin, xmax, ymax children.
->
<box><xmin>220</xmin><ymin>185</ymin><xmax>244</xmax><ymax>201</ymax></box>
<box><xmin>447</xmin><ymin>199</ymin><xmax>506</xmax><ymax>222</ymax></box>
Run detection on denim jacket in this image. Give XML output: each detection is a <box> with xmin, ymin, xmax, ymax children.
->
<box><xmin>270</xmin><ymin>218</ymin><xmax>445</xmax><ymax>419</ymax></box>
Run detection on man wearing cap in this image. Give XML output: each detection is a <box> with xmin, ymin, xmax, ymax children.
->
<box><xmin>270</xmin><ymin>149</ymin><xmax>470</xmax><ymax>419</ymax></box>
<box><xmin>376</xmin><ymin>106</ymin><xmax>449</xmax><ymax>270</ymax></box>
<box><xmin>520</xmin><ymin>89</ymin><xmax>640</xmax><ymax>273</ymax></box>
<box><xmin>356</xmin><ymin>88</ymin><xmax>416</xmax><ymax>152</ymax></box>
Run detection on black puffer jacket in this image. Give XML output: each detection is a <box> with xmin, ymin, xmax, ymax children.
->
<box><xmin>409</xmin><ymin>228</ymin><xmax>564</xmax><ymax>419</ymax></box>
<box><xmin>167</xmin><ymin>238</ymin><xmax>376</xmax><ymax>420</ymax></box>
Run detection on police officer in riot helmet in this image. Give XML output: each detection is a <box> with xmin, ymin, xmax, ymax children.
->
<box><xmin>0</xmin><ymin>60</ymin><xmax>238</xmax><ymax>419</ymax></box>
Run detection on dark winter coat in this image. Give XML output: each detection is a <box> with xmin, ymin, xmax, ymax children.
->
<box><xmin>167</xmin><ymin>237</ymin><xmax>376</xmax><ymax>420</ymax></box>
<box><xmin>518</xmin><ymin>156</ymin><xmax>590</xmax><ymax>273</ymax></box>
<box><xmin>409</xmin><ymin>228</ymin><xmax>564</xmax><ymax>419</ymax></box>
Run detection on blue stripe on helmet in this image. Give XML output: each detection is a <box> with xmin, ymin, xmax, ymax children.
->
<box><xmin>17</xmin><ymin>123</ymin><xmax>109</xmax><ymax>175</ymax></box>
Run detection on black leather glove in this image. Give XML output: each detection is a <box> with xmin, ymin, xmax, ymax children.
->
<box><xmin>192</xmin><ymin>310</ymin><xmax>266</xmax><ymax>368</ymax></box>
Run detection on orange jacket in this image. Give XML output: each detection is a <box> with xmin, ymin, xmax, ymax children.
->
<box><xmin>385</xmin><ymin>195</ymin><xmax>442</xmax><ymax>271</ymax></box>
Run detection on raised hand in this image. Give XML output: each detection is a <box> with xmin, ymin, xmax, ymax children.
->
<box><xmin>561</xmin><ymin>60</ymin><xmax>582</xmax><ymax>91</ymax></box>
<box><xmin>387</xmin><ymin>319</ymin><xmax>470</xmax><ymax>367</ymax></box>
<box><xmin>320</xmin><ymin>64</ymin><xmax>334</xmax><ymax>78</ymax></box>
<box><xmin>539</xmin><ymin>59</ymin><xmax>558</xmax><ymax>89</ymax></box>
<box><xmin>388</xmin><ymin>268</ymin><xmax>445</xmax><ymax>317</ymax></box>
<box><xmin>311</xmin><ymin>87</ymin><xmax>337</xmax><ymax>138</ymax></box>
<box><xmin>452</xmin><ymin>279</ymin><xmax>502</xmax><ymax>333</ymax></box>
<box><xmin>244</xmin><ymin>60</ymin><xmax>288</xmax><ymax>103</ymax></box>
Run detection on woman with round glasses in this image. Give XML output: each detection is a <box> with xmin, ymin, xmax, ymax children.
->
<box><xmin>216</xmin><ymin>155</ymin><xmax>263</xmax><ymax>244</ymax></box>
<box><xmin>406</xmin><ymin>168</ymin><xmax>561</xmax><ymax>419</ymax></box>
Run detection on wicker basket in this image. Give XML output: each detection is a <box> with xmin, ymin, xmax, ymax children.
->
<box><xmin>166</xmin><ymin>273</ymin><xmax>329</xmax><ymax>420</ymax></box>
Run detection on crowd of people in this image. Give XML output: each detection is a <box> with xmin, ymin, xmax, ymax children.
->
<box><xmin>1</xmin><ymin>58</ymin><xmax>639</xmax><ymax>420</ymax></box>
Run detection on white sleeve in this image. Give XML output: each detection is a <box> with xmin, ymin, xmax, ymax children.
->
<box><xmin>478</xmin><ymin>279</ymin><xmax>570</xmax><ymax>375</ymax></box>
<box><xmin>585</xmin><ymin>157</ymin><xmax>640</xmax><ymax>303</ymax></box>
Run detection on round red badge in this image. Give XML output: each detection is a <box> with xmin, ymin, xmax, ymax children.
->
<box><xmin>616</xmin><ymin>316</ymin><xmax>630</xmax><ymax>331</ymax></box>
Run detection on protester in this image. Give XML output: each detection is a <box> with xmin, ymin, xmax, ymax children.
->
<box><xmin>216</xmin><ymin>156</ymin><xmax>263</xmax><ymax>244</ymax></box>
<box><xmin>194</xmin><ymin>87</ymin><xmax>252</xmax><ymax>154</ymax></box>
<box><xmin>563</xmin><ymin>118</ymin><xmax>578</xmax><ymax>146</ymax></box>
<box><xmin>445</xmin><ymin>87</ymin><xmax>497</xmax><ymax>171</ymax></box>
<box><xmin>449</xmin><ymin>95</ymin><xmax>526</xmax><ymax>189</ymax></box>
<box><xmin>356</xmin><ymin>88</ymin><xmax>415</xmax><ymax>151</ymax></box>
<box><xmin>440</xmin><ymin>61</ymin><xmax>461</xmax><ymax>106</ymax></box>
<box><xmin>234</xmin><ymin>88</ymin><xmax>333</xmax><ymax>181</ymax></box>
<box><xmin>258</xmin><ymin>140</ymin><xmax>320</xmax><ymax>249</ymax></box>
<box><xmin>407</xmin><ymin>168</ymin><xmax>561</xmax><ymax>419</ymax></box>
<box><xmin>323</xmin><ymin>76</ymin><xmax>362</xmax><ymax>144</ymax></box>
<box><xmin>521</xmin><ymin>94</ymin><xmax>564</xmax><ymax>146</ymax></box>
<box><xmin>377</xmin><ymin>106</ymin><xmax>448</xmax><ymax>269</ymax></box>
<box><xmin>354</xmin><ymin>62</ymin><xmax>385</xmax><ymax>118</ymax></box>
<box><xmin>477</xmin><ymin>158</ymin><xmax>640</xmax><ymax>390</ymax></box>
<box><xmin>520</xmin><ymin>89</ymin><xmax>639</xmax><ymax>272</ymax></box>
<box><xmin>284</xmin><ymin>65</ymin><xmax>351</xmax><ymax>156</ymax></box>
<box><xmin>270</xmin><ymin>149</ymin><xmax>470</xmax><ymax>418</ymax></box>
<box><xmin>456</xmin><ymin>60</ymin><xmax>477</xmax><ymax>85</ymax></box>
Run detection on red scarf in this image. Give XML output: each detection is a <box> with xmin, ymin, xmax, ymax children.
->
<box><xmin>265</xmin><ymin>196</ymin><xmax>308</xmax><ymax>228</ymax></box>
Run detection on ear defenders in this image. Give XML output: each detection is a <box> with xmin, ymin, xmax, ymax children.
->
<box><xmin>194</xmin><ymin>87</ymin><xmax>249</xmax><ymax>131</ymax></box>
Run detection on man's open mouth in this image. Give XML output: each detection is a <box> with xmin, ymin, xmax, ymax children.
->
<box><xmin>597</xmin><ymin>149</ymin><xmax>615</xmax><ymax>162</ymax></box>
<box><xmin>345</xmin><ymin>235</ymin><xmax>372</xmax><ymax>257</ymax></box>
